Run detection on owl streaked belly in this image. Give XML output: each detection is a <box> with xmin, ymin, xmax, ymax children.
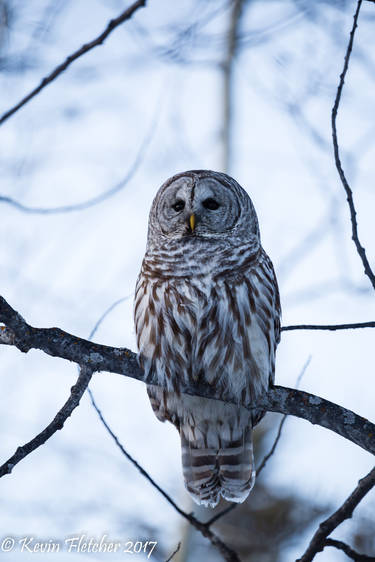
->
<box><xmin>134</xmin><ymin>252</ymin><xmax>276</xmax><ymax>409</ymax></box>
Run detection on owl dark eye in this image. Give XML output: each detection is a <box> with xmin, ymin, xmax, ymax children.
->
<box><xmin>202</xmin><ymin>198</ymin><xmax>220</xmax><ymax>210</ymax></box>
<box><xmin>172</xmin><ymin>200</ymin><xmax>185</xmax><ymax>212</ymax></box>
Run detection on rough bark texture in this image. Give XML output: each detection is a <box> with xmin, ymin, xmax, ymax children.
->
<box><xmin>1</xmin><ymin>296</ymin><xmax>374</xmax><ymax>457</ymax></box>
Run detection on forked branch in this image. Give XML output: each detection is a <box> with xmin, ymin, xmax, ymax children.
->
<box><xmin>297</xmin><ymin>466</ymin><xmax>375</xmax><ymax>562</ymax></box>
<box><xmin>1</xmin><ymin>295</ymin><xmax>374</xmax><ymax>460</ymax></box>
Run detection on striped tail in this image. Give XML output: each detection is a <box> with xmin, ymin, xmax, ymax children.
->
<box><xmin>180</xmin><ymin>425</ymin><xmax>255</xmax><ymax>508</ymax></box>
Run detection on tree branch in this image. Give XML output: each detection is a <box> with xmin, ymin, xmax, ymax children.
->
<box><xmin>281</xmin><ymin>321</ymin><xmax>375</xmax><ymax>332</ymax></box>
<box><xmin>331</xmin><ymin>0</ymin><xmax>375</xmax><ymax>291</ymax></box>
<box><xmin>0</xmin><ymin>0</ymin><xmax>147</xmax><ymax>125</ymax></box>
<box><xmin>0</xmin><ymin>365</ymin><xmax>93</xmax><ymax>477</ymax></box>
<box><xmin>165</xmin><ymin>543</ymin><xmax>181</xmax><ymax>562</ymax></box>
<box><xmin>1</xmin><ymin>295</ymin><xmax>374</xmax><ymax>458</ymax></box>
<box><xmin>0</xmin><ymin>105</ymin><xmax>158</xmax><ymax>214</ymax></box>
<box><xmin>324</xmin><ymin>538</ymin><xmax>375</xmax><ymax>561</ymax></box>
<box><xmin>1</xmin><ymin>295</ymin><xmax>240</xmax><ymax>561</ymax></box>
<box><xmin>88</xmin><ymin>388</ymin><xmax>240</xmax><ymax>562</ymax></box>
<box><xmin>297</xmin><ymin>466</ymin><xmax>375</xmax><ymax>562</ymax></box>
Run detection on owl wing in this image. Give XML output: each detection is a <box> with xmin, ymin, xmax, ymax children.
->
<box><xmin>249</xmin><ymin>249</ymin><xmax>281</xmax><ymax>388</ymax></box>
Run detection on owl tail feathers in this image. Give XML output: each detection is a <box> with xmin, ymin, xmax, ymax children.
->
<box><xmin>180</xmin><ymin>427</ymin><xmax>255</xmax><ymax>508</ymax></box>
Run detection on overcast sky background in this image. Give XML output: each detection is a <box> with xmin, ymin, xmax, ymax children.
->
<box><xmin>0</xmin><ymin>1</ymin><xmax>374</xmax><ymax>560</ymax></box>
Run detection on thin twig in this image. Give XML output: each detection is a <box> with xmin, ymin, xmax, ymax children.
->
<box><xmin>256</xmin><ymin>415</ymin><xmax>288</xmax><ymax>477</ymax></box>
<box><xmin>331</xmin><ymin>0</ymin><xmax>375</xmax><ymax>291</ymax></box>
<box><xmin>205</xmin><ymin>503</ymin><xmax>237</xmax><ymax>528</ymax></box>
<box><xmin>0</xmin><ymin>107</ymin><xmax>158</xmax><ymax>214</ymax></box>
<box><xmin>88</xmin><ymin>391</ymin><xmax>240</xmax><ymax>562</ymax></box>
<box><xmin>165</xmin><ymin>542</ymin><xmax>181</xmax><ymax>562</ymax></box>
<box><xmin>1</xmin><ymin>295</ymin><xmax>375</xmax><ymax>457</ymax></box>
<box><xmin>325</xmin><ymin>538</ymin><xmax>375</xmax><ymax>561</ymax></box>
<box><xmin>257</xmin><ymin>356</ymin><xmax>311</xmax><ymax>477</ymax></box>
<box><xmin>295</xmin><ymin>356</ymin><xmax>312</xmax><ymax>389</ymax></box>
<box><xmin>88</xmin><ymin>393</ymin><xmax>186</xmax><ymax>517</ymax></box>
<box><xmin>281</xmin><ymin>321</ymin><xmax>375</xmax><ymax>332</ymax></box>
<box><xmin>0</xmin><ymin>0</ymin><xmax>146</xmax><ymax>125</ymax></box>
<box><xmin>88</xmin><ymin>296</ymin><xmax>131</xmax><ymax>341</ymax></box>
<box><xmin>0</xmin><ymin>365</ymin><xmax>93</xmax><ymax>477</ymax></box>
<box><xmin>297</xmin><ymin>465</ymin><xmax>375</xmax><ymax>562</ymax></box>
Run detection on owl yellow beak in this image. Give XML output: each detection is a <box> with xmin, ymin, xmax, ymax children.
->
<box><xmin>189</xmin><ymin>214</ymin><xmax>195</xmax><ymax>231</ymax></box>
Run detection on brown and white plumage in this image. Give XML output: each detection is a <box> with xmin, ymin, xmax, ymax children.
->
<box><xmin>134</xmin><ymin>170</ymin><xmax>280</xmax><ymax>507</ymax></box>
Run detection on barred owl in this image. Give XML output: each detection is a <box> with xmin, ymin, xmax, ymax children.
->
<box><xmin>134</xmin><ymin>170</ymin><xmax>280</xmax><ymax>508</ymax></box>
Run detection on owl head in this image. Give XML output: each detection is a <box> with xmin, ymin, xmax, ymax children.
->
<box><xmin>147</xmin><ymin>170</ymin><xmax>260</xmax><ymax>245</ymax></box>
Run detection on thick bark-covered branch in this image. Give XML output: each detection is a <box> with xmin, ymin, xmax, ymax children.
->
<box><xmin>0</xmin><ymin>0</ymin><xmax>146</xmax><ymax>125</ymax></box>
<box><xmin>297</xmin><ymin>466</ymin><xmax>375</xmax><ymax>562</ymax></box>
<box><xmin>1</xmin><ymin>295</ymin><xmax>374</xmax><ymax>458</ymax></box>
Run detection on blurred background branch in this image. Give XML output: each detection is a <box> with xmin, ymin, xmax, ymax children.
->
<box><xmin>0</xmin><ymin>0</ymin><xmax>147</xmax><ymax>125</ymax></box>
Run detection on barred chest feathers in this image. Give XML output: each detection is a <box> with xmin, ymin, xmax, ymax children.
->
<box><xmin>134</xmin><ymin>237</ymin><xmax>276</xmax><ymax>408</ymax></box>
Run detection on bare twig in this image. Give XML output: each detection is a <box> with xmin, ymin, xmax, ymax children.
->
<box><xmin>324</xmin><ymin>538</ymin><xmax>375</xmax><ymax>561</ymax></box>
<box><xmin>257</xmin><ymin>356</ymin><xmax>311</xmax><ymax>477</ymax></box>
<box><xmin>295</xmin><ymin>356</ymin><xmax>312</xmax><ymax>389</ymax></box>
<box><xmin>88</xmin><ymin>394</ymin><xmax>186</xmax><ymax>517</ymax></box>
<box><xmin>281</xmin><ymin>321</ymin><xmax>375</xmax><ymax>332</ymax></box>
<box><xmin>89</xmin><ymin>392</ymin><xmax>240</xmax><ymax>561</ymax></box>
<box><xmin>297</xmin><ymin>466</ymin><xmax>375</xmax><ymax>562</ymax></box>
<box><xmin>205</xmin><ymin>504</ymin><xmax>237</xmax><ymax>528</ymax></box>
<box><xmin>0</xmin><ymin>295</ymin><xmax>374</xmax><ymax>457</ymax></box>
<box><xmin>165</xmin><ymin>542</ymin><xmax>181</xmax><ymax>562</ymax></box>
<box><xmin>256</xmin><ymin>415</ymin><xmax>288</xmax><ymax>477</ymax></box>
<box><xmin>0</xmin><ymin>106</ymin><xmax>158</xmax><ymax>214</ymax></box>
<box><xmin>0</xmin><ymin>365</ymin><xmax>93</xmax><ymax>477</ymax></box>
<box><xmin>0</xmin><ymin>0</ymin><xmax>147</xmax><ymax>125</ymax></box>
<box><xmin>331</xmin><ymin>0</ymin><xmax>375</xmax><ymax>291</ymax></box>
<box><xmin>85</xmin><ymin>298</ymin><xmax>239</xmax><ymax>561</ymax></box>
<box><xmin>88</xmin><ymin>296</ymin><xmax>131</xmax><ymax>341</ymax></box>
